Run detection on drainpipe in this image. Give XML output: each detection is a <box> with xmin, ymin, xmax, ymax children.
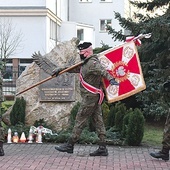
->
<box><xmin>67</xmin><ymin>0</ymin><xmax>69</xmax><ymax>21</ymax></box>
<box><xmin>56</xmin><ymin>0</ymin><xmax>58</xmax><ymax>45</ymax></box>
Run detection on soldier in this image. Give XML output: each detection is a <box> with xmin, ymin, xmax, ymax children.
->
<box><xmin>150</xmin><ymin>81</ymin><xmax>170</xmax><ymax>161</ymax></box>
<box><xmin>0</xmin><ymin>115</ymin><xmax>5</xmax><ymax>156</ymax></box>
<box><xmin>53</xmin><ymin>42</ymin><xmax>119</xmax><ymax>156</ymax></box>
<box><xmin>0</xmin><ymin>70</ymin><xmax>4</xmax><ymax>156</ymax></box>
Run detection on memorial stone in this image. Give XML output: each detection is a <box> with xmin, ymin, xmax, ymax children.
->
<box><xmin>2</xmin><ymin>38</ymin><xmax>81</xmax><ymax>131</ymax></box>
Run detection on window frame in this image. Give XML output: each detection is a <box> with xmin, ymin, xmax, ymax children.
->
<box><xmin>100</xmin><ymin>0</ymin><xmax>112</xmax><ymax>2</ymax></box>
<box><xmin>99</xmin><ymin>19</ymin><xmax>112</xmax><ymax>32</ymax></box>
<box><xmin>77</xmin><ymin>29</ymin><xmax>84</xmax><ymax>41</ymax></box>
<box><xmin>79</xmin><ymin>0</ymin><xmax>92</xmax><ymax>3</ymax></box>
<box><xmin>50</xmin><ymin>19</ymin><xmax>57</xmax><ymax>41</ymax></box>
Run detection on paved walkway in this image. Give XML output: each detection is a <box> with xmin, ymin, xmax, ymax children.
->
<box><xmin>0</xmin><ymin>143</ymin><xmax>169</xmax><ymax>170</ymax></box>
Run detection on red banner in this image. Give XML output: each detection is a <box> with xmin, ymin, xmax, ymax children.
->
<box><xmin>98</xmin><ymin>41</ymin><xmax>146</xmax><ymax>103</ymax></box>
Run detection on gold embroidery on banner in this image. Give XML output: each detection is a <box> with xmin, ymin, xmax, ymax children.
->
<box><xmin>111</xmin><ymin>61</ymin><xmax>129</xmax><ymax>82</ymax></box>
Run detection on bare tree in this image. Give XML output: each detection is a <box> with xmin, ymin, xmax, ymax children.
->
<box><xmin>0</xmin><ymin>19</ymin><xmax>23</xmax><ymax>68</ymax></box>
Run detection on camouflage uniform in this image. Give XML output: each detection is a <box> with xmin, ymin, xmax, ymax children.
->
<box><xmin>71</xmin><ymin>55</ymin><xmax>113</xmax><ymax>143</ymax></box>
<box><xmin>55</xmin><ymin>42</ymin><xmax>118</xmax><ymax>156</ymax></box>
<box><xmin>0</xmin><ymin>71</ymin><xmax>3</xmax><ymax>102</ymax></box>
<box><xmin>150</xmin><ymin>81</ymin><xmax>170</xmax><ymax>160</ymax></box>
<box><xmin>0</xmin><ymin>119</ymin><xmax>4</xmax><ymax>156</ymax></box>
<box><xmin>0</xmin><ymin>126</ymin><xmax>4</xmax><ymax>142</ymax></box>
<box><xmin>162</xmin><ymin>81</ymin><xmax>170</xmax><ymax>150</ymax></box>
<box><xmin>0</xmin><ymin>71</ymin><xmax>4</xmax><ymax>156</ymax></box>
<box><xmin>162</xmin><ymin>111</ymin><xmax>170</xmax><ymax>149</ymax></box>
<box><xmin>0</xmin><ymin>71</ymin><xmax>4</xmax><ymax>142</ymax></box>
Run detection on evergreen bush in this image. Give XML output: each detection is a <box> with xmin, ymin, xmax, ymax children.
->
<box><xmin>1</xmin><ymin>101</ymin><xmax>14</xmax><ymax>115</ymax></box>
<box><xmin>121</xmin><ymin>108</ymin><xmax>133</xmax><ymax>138</ymax></box>
<box><xmin>33</xmin><ymin>118</ymin><xmax>54</xmax><ymax>130</ymax></box>
<box><xmin>52</xmin><ymin>130</ymin><xmax>71</xmax><ymax>143</ymax></box>
<box><xmin>79</xmin><ymin>128</ymin><xmax>98</xmax><ymax>144</ymax></box>
<box><xmin>10</xmin><ymin>97</ymin><xmax>26</xmax><ymax>126</ymax></box>
<box><xmin>107</xmin><ymin>105</ymin><xmax>116</xmax><ymax>128</ymax></box>
<box><xmin>114</xmin><ymin>102</ymin><xmax>126</xmax><ymax>131</ymax></box>
<box><xmin>27</xmin><ymin>100</ymin><xmax>145</xmax><ymax>146</ymax></box>
<box><xmin>126</xmin><ymin>108</ymin><xmax>145</xmax><ymax>146</ymax></box>
<box><xmin>102</xmin><ymin>102</ymin><xmax>110</xmax><ymax>126</ymax></box>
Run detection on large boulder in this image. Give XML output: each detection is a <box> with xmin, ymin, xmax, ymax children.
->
<box><xmin>3</xmin><ymin>38</ymin><xmax>82</xmax><ymax>131</ymax></box>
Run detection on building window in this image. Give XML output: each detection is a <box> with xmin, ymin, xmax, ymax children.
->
<box><xmin>79</xmin><ymin>0</ymin><xmax>92</xmax><ymax>2</ymax></box>
<box><xmin>3</xmin><ymin>65</ymin><xmax>13</xmax><ymax>80</ymax></box>
<box><xmin>2</xmin><ymin>59</ymin><xmax>12</xmax><ymax>80</ymax></box>
<box><xmin>19</xmin><ymin>59</ymin><xmax>33</xmax><ymax>76</ymax></box>
<box><xmin>50</xmin><ymin>19</ymin><xmax>57</xmax><ymax>40</ymax></box>
<box><xmin>100</xmin><ymin>0</ymin><xmax>112</xmax><ymax>2</ymax></box>
<box><xmin>77</xmin><ymin>29</ymin><xmax>84</xmax><ymax>41</ymax></box>
<box><xmin>100</xmin><ymin>19</ymin><xmax>112</xmax><ymax>32</ymax></box>
<box><xmin>20</xmin><ymin>59</ymin><xmax>33</xmax><ymax>63</ymax></box>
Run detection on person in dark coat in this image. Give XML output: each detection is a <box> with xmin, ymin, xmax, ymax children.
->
<box><xmin>150</xmin><ymin>81</ymin><xmax>170</xmax><ymax>161</ymax></box>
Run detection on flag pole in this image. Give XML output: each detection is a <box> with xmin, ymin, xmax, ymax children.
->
<box><xmin>16</xmin><ymin>60</ymin><xmax>84</xmax><ymax>96</ymax></box>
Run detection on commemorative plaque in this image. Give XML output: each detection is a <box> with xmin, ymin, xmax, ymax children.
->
<box><xmin>39</xmin><ymin>70</ymin><xmax>75</xmax><ymax>102</ymax></box>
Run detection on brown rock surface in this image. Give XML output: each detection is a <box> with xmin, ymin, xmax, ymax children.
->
<box><xmin>3</xmin><ymin>38</ymin><xmax>81</xmax><ymax>131</ymax></box>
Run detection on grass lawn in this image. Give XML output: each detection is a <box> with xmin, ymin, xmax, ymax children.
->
<box><xmin>142</xmin><ymin>122</ymin><xmax>165</xmax><ymax>147</ymax></box>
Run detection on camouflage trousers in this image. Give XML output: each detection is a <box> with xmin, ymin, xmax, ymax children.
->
<box><xmin>71</xmin><ymin>94</ymin><xmax>106</xmax><ymax>144</ymax></box>
<box><xmin>0</xmin><ymin>127</ymin><xmax>4</xmax><ymax>142</ymax></box>
<box><xmin>162</xmin><ymin>110</ymin><xmax>170</xmax><ymax>149</ymax></box>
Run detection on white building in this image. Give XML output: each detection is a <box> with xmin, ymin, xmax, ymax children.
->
<box><xmin>0</xmin><ymin>0</ymin><xmax>59</xmax><ymax>75</ymax></box>
<box><xmin>68</xmin><ymin>0</ymin><xmax>131</xmax><ymax>47</ymax></box>
<box><xmin>0</xmin><ymin>0</ymin><xmax>95</xmax><ymax>73</ymax></box>
<box><xmin>0</xmin><ymin>0</ymin><xmax>132</xmax><ymax>66</ymax></box>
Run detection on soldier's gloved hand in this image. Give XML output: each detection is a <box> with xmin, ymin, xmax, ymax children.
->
<box><xmin>109</xmin><ymin>79</ymin><xmax>119</xmax><ymax>86</ymax></box>
<box><xmin>52</xmin><ymin>67</ymin><xmax>65</xmax><ymax>76</ymax></box>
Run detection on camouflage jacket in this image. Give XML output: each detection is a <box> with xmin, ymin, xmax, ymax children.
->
<box><xmin>70</xmin><ymin>55</ymin><xmax>113</xmax><ymax>95</ymax></box>
<box><xmin>0</xmin><ymin>71</ymin><xmax>3</xmax><ymax>102</ymax></box>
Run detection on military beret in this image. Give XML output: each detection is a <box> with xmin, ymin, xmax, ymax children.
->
<box><xmin>77</xmin><ymin>42</ymin><xmax>92</xmax><ymax>50</ymax></box>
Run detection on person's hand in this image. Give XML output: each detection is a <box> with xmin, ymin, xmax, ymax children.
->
<box><xmin>52</xmin><ymin>67</ymin><xmax>64</xmax><ymax>76</ymax></box>
<box><xmin>109</xmin><ymin>79</ymin><xmax>119</xmax><ymax>86</ymax></box>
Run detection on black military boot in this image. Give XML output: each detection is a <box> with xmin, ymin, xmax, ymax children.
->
<box><xmin>55</xmin><ymin>140</ymin><xmax>74</xmax><ymax>154</ymax></box>
<box><xmin>0</xmin><ymin>142</ymin><xmax>4</xmax><ymax>156</ymax></box>
<box><xmin>89</xmin><ymin>145</ymin><xmax>108</xmax><ymax>156</ymax></box>
<box><xmin>150</xmin><ymin>147</ymin><xmax>169</xmax><ymax>161</ymax></box>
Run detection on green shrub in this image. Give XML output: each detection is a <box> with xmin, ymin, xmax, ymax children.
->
<box><xmin>121</xmin><ymin>109</ymin><xmax>133</xmax><ymax>138</ymax></box>
<box><xmin>114</xmin><ymin>102</ymin><xmax>126</xmax><ymax>131</ymax></box>
<box><xmin>51</xmin><ymin>130</ymin><xmax>71</xmax><ymax>143</ymax></box>
<box><xmin>107</xmin><ymin>105</ymin><xmax>116</xmax><ymax>128</ymax></box>
<box><xmin>33</xmin><ymin>118</ymin><xmax>54</xmax><ymax>130</ymax></box>
<box><xmin>126</xmin><ymin>108</ymin><xmax>145</xmax><ymax>146</ymax></box>
<box><xmin>22</xmin><ymin>100</ymin><xmax>144</xmax><ymax>146</ymax></box>
<box><xmin>79</xmin><ymin>128</ymin><xmax>98</xmax><ymax>144</ymax></box>
<box><xmin>93</xmin><ymin>43</ymin><xmax>111</xmax><ymax>54</ymax></box>
<box><xmin>10</xmin><ymin>97</ymin><xmax>26</xmax><ymax>126</ymax></box>
<box><xmin>102</xmin><ymin>102</ymin><xmax>110</xmax><ymax>126</ymax></box>
<box><xmin>1</xmin><ymin>100</ymin><xmax>14</xmax><ymax>115</ymax></box>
